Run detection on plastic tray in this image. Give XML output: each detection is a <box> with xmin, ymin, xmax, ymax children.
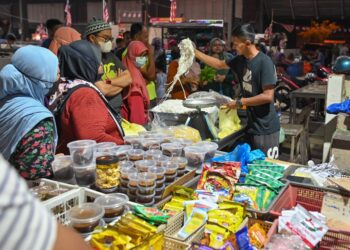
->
<box><xmin>269</xmin><ymin>183</ymin><xmax>350</xmax><ymax>250</ymax></box>
<box><xmin>163</xmin><ymin>237</ymin><xmax>190</xmax><ymax>250</ymax></box>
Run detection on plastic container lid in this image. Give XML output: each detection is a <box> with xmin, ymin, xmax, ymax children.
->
<box><xmin>128</xmin><ymin>173</ymin><xmax>139</xmax><ymax>187</ymax></box>
<box><xmin>195</xmin><ymin>141</ymin><xmax>218</xmax><ymax>152</ymax></box>
<box><xmin>119</xmin><ymin>161</ymin><xmax>134</xmax><ymax>168</ymax></box>
<box><xmin>135</xmin><ymin>160</ymin><xmax>157</xmax><ymax>172</ymax></box>
<box><xmin>172</xmin><ymin>157</ymin><xmax>188</xmax><ymax>169</ymax></box>
<box><xmin>67</xmin><ymin>140</ymin><xmax>96</xmax><ymax>150</ymax></box>
<box><xmin>172</xmin><ymin>138</ymin><xmax>193</xmax><ymax>147</ymax></box>
<box><xmin>68</xmin><ymin>203</ymin><xmax>104</xmax><ymax>224</ymax></box>
<box><xmin>137</xmin><ymin>172</ymin><xmax>157</xmax><ymax>186</ymax></box>
<box><xmin>141</xmin><ymin>138</ymin><xmax>161</xmax><ymax>150</ymax></box>
<box><xmin>96</xmin><ymin>142</ymin><xmax>117</xmax><ymax>152</ymax></box>
<box><xmin>148</xmin><ymin>166</ymin><xmax>166</xmax><ymax>179</ymax></box>
<box><xmin>183</xmin><ymin>146</ymin><xmax>208</xmax><ymax>155</ymax></box>
<box><xmin>94</xmin><ymin>193</ymin><xmax>129</xmax><ymax>209</ymax></box>
<box><xmin>127</xmin><ymin>149</ymin><xmax>145</xmax><ymax>157</ymax></box>
<box><xmin>120</xmin><ymin>166</ymin><xmax>137</xmax><ymax>179</ymax></box>
<box><xmin>113</xmin><ymin>145</ymin><xmax>133</xmax><ymax>154</ymax></box>
<box><xmin>153</xmin><ymin>154</ymin><xmax>170</xmax><ymax>165</ymax></box>
<box><xmin>162</xmin><ymin>161</ymin><xmax>179</xmax><ymax>174</ymax></box>
<box><xmin>96</xmin><ymin>155</ymin><xmax>119</xmax><ymax>165</ymax></box>
<box><xmin>52</xmin><ymin>155</ymin><xmax>72</xmax><ymax>172</ymax></box>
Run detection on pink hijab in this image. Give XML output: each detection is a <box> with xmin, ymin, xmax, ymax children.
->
<box><xmin>122</xmin><ymin>41</ymin><xmax>150</xmax><ymax>106</ymax></box>
<box><xmin>49</xmin><ymin>27</ymin><xmax>81</xmax><ymax>55</ymax></box>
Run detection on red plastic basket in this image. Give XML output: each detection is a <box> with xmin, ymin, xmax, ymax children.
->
<box><xmin>269</xmin><ymin>183</ymin><xmax>350</xmax><ymax>250</ymax></box>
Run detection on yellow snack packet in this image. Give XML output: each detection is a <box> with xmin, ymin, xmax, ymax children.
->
<box><xmin>205</xmin><ymin>223</ymin><xmax>230</xmax><ymax>249</ymax></box>
<box><xmin>208</xmin><ymin>209</ymin><xmax>240</xmax><ymax>233</ymax></box>
<box><xmin>90</xmin><ymin>228</ymin><xmax>133</xmax><ymax>250</ymax></box>
<box><xmin>134</xmin><ymin>233</ymin><xmax>164</xmax><ymax>250</ymax></box>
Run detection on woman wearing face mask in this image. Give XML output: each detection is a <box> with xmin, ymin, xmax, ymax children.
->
<box><xmin>0</xmin><ymin>46</ymin><xmax>59</xmax><ymax>180</ymax></box>
<box><xmin>122</xmin><ymin>41</ymin><xmax>150</xmax><ymax>125</ymax></box>
<box><xmin>84</xmin><ymin>18</ymin><xmax>132</xmax><ymax>114</ymax></box>
<box><xmin>54</xmin><ymin>40</ymin><xmax>124</xmax><ymax>154</ymax></box>
<box><xmin>48</xmin><ymin>26</ymin><xmax>81</xmax><ymax>55</ymax></box>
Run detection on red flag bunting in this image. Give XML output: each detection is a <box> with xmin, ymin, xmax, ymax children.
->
<box><xmin>64</xmin><ymin>0</ymin><xmax>72</xmax><ymax>26</ymax></box>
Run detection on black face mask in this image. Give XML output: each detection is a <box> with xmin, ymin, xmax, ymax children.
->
<box><xmin>47</xmin><ymin>79</ymin><xmax>61</xmax><ymax>97</ymax></box>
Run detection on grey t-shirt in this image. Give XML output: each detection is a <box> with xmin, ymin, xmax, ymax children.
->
<box><xmin>227</xmin><ymin>52</ymin><xmax>280</xmax><ymax>135</ymax></box>
<box><xmin>101</xmin><ymin>52</ymin><xmax>126</xmax><ymax>114</ymax></box>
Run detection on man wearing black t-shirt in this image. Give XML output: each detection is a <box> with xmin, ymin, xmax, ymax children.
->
<box><xmin>84</xmin><ymin>18</ymin><xmax>132</xmax><ymax>114</ymax></box>
<box><xmin>195</xmin><ymin>24</ymin><xmax>280</xmax><ymax>159</ymax></box>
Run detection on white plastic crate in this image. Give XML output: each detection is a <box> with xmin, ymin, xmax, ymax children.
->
<box><xmin>27</xmin><ymin>178</ymin><xmax>79</xmax><ymax>206</ymax></box>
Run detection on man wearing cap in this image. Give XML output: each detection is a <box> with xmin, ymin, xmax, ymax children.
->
<box><xmin>84</xmin><ymin>18</ymin><xmax>132</xmax><ymax>114</ymax></box>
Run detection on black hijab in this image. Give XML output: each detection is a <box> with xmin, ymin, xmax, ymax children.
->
<box><xmin>58</xmin><ymin>40</ymin><xmax>101</xmax><ymax>83</ymax></box>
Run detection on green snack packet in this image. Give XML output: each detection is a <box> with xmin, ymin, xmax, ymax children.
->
<box><xmin>262</xmin><ymin>187</ymin><xmax>278</xmax><ymax>210</ymax></box>
<box><xmin>134</xmin><ymin>205</ymin><xmax>169</xmax><ymax>225</ymax></box>
<box><xmin>245</xmin><ymin>175</ymin><xmax>284</xmax><ymax>192</ymax></box>
<box><xmin>250</xmin><ymin>169</ymin><xmax>283</xmax><ymax>180</ymax></box>
<box><xmin>233</xmin><ymin>184</ymin><xmax>264</xmax><ymax>210</ymax></box>
<box><xmin>248</xmin><ymin>164</ymin><xmax>285</xmax><ymax>173</ymax></box>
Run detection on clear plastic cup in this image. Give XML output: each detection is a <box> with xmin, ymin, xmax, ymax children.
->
<box><xmin>138</xmin><ymin>131</ymin><xmax>159</xmax><ymax>138</ymax></box>
<box><xmin>119</xmin><ymin>160</ymin><xmax>134</xmax><ymax>169</ymax></box>
<box><xmin>161</xmin><ymin>142</ymin><xmax>183</xmax><ymax>157</ymax></box>
<box><xmin>172</xmin><ymin>157</ymin><xmax>188</xmax><ymax>170</ymax></box>
<box><xmin>137</xmin><ymin>172</ymin><xmax>157</xmax><ymax>187</ymax></box>
<box><xmin>94</xmin><ymin>193</ymin><xmax>128</xmax><ymax>223</ymax></box>
<box><xmin>68</xmin><ymin>203</ymin><xmax>104</xmax><ymax>234</ymax></box>
<box><xmin>195</xmin><ymin>141</ymin><xmax>218</xmax><ymax>160</ymax></box>
<box><xmin>183</xmin><ymin>146</ymin><xmax>207</xmax><ymax>169</ymax></box>
<box><xmin>148</xmin><ymin>166</ymin><xmax>166</xmax><ymax>180</ymax></box>
<box><xmin>145</xmin><ymin>149</ymin><xmax>162</xmax><ymax>160</ymax></box>
<box><xmin>67</xmin><ymin>140</ymin><xmax>96</xmax><ymax>167</ymax></box>
<box><xmin>141</xmin><ymin>138</ymin><xmax>161</xmax><ymax>150</ymax></box>
<box><xmin>128</xmin><ymin>173</ymin><xmax>139</xmax><ymax>187</ymax></box>
<box><xmin>153</xmin><ymin>154</ymin><xmax>170</xmax><ymax>167</ymax></box>
<box><xmin>127</xmin><ymin>149</ymin><xmax>144</xmax><ymax>161</ymax></box>
<box><xmin>124</xmin><ymin>136</ymin><xmax>143</xmax><ymax>149</ymax></box>
<box><xmin>162</xmin><ymin>161</ymin><xmax>179</xmax><ymax>175</ymax></box>
<box><xmin>52</xmin><ymin>155</ymin><xmax>75</xmax><ymax>184</ymax></box>
<box><xmin>135</xmin><ymin>160</ymin><xmax>156</xmax><ymax>172</ymax></box>
<box><xmin>74</xmin><ymin>165</ymin><xmax>96</xmax><ymax>187</ymax></box>
<box><xmin>96</xmin><ymin>142</ymin><xmax>117</xmax><ymax>153</ymax></box>
<box><xmin>172</xmin><ymin>138</ymin><xmax>193</xmax><ymax>147</ymax></box>
<box><xmin>120</xmin><ymin>165</ymin><xmax>137</xmax><ymax>180</ymax></box>
<box><xmin>111</xmin><ymin>145</ymin><xmax>133</xmax><ymax>161</ymax></box>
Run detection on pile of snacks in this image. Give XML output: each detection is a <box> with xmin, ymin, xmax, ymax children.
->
<box><xmin>90</xmin><ymin>213</ymin><xmax>164</xmax><ymax>250</ymax></box>
<box><xmin>233</xmin><ymin>160</ymin><xmax>285</xmax><ymax>211</ymax></box>
<box><xmin>30</xmin><ymin>182</ymin><xmax>70</xmax><ymax>201</ymax></box>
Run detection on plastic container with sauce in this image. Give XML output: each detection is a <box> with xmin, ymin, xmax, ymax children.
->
<box><xmin>95</xmin><ymin>155</ymin><xmax>119</xmax><ymax>193</ymax></box>
<box><xmin>137</xmin><ymin>183</ymin><xmax>156</xmax><ymax>195</ymax></box>
<box><xmin>144</xmin><ymin>149</ymin><xmax>162</xmax><ymax>160</ymax></box>
<box><xmin>162</xmin><ymin>161</ymin><xmax>178</xmax><ymax>175</ymax></box>
<box><xmin>127</xmin><ymin>149</ymin><xmax>145</xmax><ymax>161</ymax></box>
<box><xmin>141</xmin><ymin>138</ymin><xmax>161</xmax><ymax>151</ymax></box>
<box><xmin>112</xmin><ymin>145</ymin><xmax>133</xmax><ymax>161</ymax></box>
<box><xmin>165</xmin><ymin>173</ymin><xmax>177</xmax><ymax>183</ymax></box>
<box><xmin>52</xmin><ymin>155</ymin><xmax>75</xmax><ymax>184</ymax></box>
<box><xmin>183</xmin><ymin>146</ymin><xmax>207</xmax><ymax>169</ymax></box>
<box><xmin>137</xmin><ymin>172</ymin><xmax>157</xmax><ymax>187</ymax></box>
<box><xmin>177</xmin><ymin>169</ymin><xmax>187</xmax><ymax>177</ymax></box>
<box><xmin>195</xmin><ymin>141</ymin><xmax>218</xmax><ymax>160</ymax></box>
<box><xmin>148</xmin><ymin>166</ymin><xmax>165</xmax><ymax>180</ymax></box>
<box><xmin>68</xmin><ymin>203</ymin><xmax>104</xmax><ymax>234</ymax></box>
<box><xmin>96</xmin><ymin>142</ymin><xmax>117</xmax><ymax>153</ymax></box>
<box><xmin>172</xmin><ymin>157</ymin><xmax>188</xmax><ymax>170</ymax></box>
<box><xmin>156</xmin><ymin>177</ymin><xmax>165</xmax><ymax>188</ymax></box>
<box><xmin>136</xmin><ymin>190</ymin><xmax>155</xmax><ymax>203</ymax></box>
<box><xmin>161</xmin><ymin>142</ymin><xmax>183</xmax><ymax>157</ymax></box>
<box><xmin>153</xmin><ymin>154</ymin><xmax>170</xmax><ymax>167</ymax></box>
<box><xmin>128</xmin><ymin>173</ymin><xmax>139</xmax><ymax>188</ymax></box>
<box><xmin>94</xmin><ymin>193</ymin><xmax>128</xmax><ymax>223</ymax></box>
<box><xmin>155</xmin><ymin>184</ymin><xmax>165</xmax><ymax>196</ymax></box>
<box><xmin>124</xmin><ymin>136</ymin><xmax>143</xmax><ymax>149</ymax></box>
<box><xmin>135</xmin><ymin>160</ymin><xmax>156</xmax><ymax>172</ymax></box>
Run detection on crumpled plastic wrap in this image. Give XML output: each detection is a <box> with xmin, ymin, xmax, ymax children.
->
<box><xmin>265</xmin><ymin>234</ymin><xmax>308</xmax><ymax>250</ymax></box>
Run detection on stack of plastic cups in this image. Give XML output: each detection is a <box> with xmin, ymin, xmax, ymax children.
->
<box><xmin>127</xmin><ymin>172</ymin><xmax>139</xmax><ymax>202</ymax></box>
<box><xmin>172</xmin><ymin>157</ymin><xmax>188</xmax><ymax>177</ymax></box>
<box><xmin>148</xmin><ymin>166</ymin><xmax>166</xmax><ymax>202</ymax></box>
<box><xmin>67</xmin><ymin>140</ymin><xmax>97</xmax><ymax>187</ymax></box>
<box><xmin>52</xmin><ymin>155</ymin><xmax>76</xmax><ymax>184</ymax></box>
<box><xmin>144</xmin><ymin>149</ymin><xmax>162</xmax><ymax>160</ymax></box>
<box><xmin>162</xmin><ymin>161</ymin><xmax>179</xmax><ymax>185</ymax></box>
<box><xmin>136</xmin><ymin>172</ymin><xmax>157</xmax><ymax>206</ymax></box>
<box><xmin>120</xmin><ymin>163</ymin><xmax>137</xmax><ymax>194</ymax></box>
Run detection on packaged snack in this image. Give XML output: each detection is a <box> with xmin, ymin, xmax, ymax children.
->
<box><xmin>261</xmin><ymin>187</ymin><xmax>278</xmax><ymax>210</ymax></box>
<box><xmin>134</xmin><ymin>233</ymin><xmax>164</xmax><ymax>250</ymax></box>
<box><xmin>177</xmin><ymin>209</ymin><xmax>207</xmax><ymax>240</ymax></box>
<box><xmin>192</xmin><ymin>242</ymin><xmax>235</xmax><ymax>250</ymax></box>
<box><xmin>184</xmin><ymin>200</ymin><xmax>218</xmax><ymax>221</ymax></box>
<box><xmin>233</xmin><ymin>184</ymin><xmax>264</xmax><ymax>210</ymax></box>
<box><xmin>248</xmin><ymin>222</ymin><xmax>267</xmax><ymax>249</ymax></box>
<box><xmin>133</xmin><ymin>205</ymin><xmax>169</xmax><ymax>225</ymax></box>
<box><xmin>90</xmin><ymin>228</ymin><xmax>135</xmax><ymax>250</ymax></box>
<box><xmin>207</xmin><ymin>209</ymin><xmax>242</xmax><ymax>233</ymax></box>
<box><xmin>245</xmin><ymin>175</ymin><xmax>284</xmax><ymax>192</ymax></box>
<box><xmin>173</xmin><ymin>186</ymin><xmax>194</xmax><ymax>199</ymax></box>
<box><xmin>235</xmin><ymin>227</ymin><xmax>254</xmax><ymax>250</ymax></box>
<box><xmin>197</xmin><ymin>163</ymin><xmax>241</xmax><ymax>199</ymax></box>
<box><xmin>205</xmin><ymin>223</ymin><xmax>229</xmax><ymax>249</ymax></box>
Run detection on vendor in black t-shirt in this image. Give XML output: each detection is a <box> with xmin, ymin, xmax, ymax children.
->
<box><xmin>84</xmin><ymin>18</ymin><xmax>132</xmax><ymax>114</ymax></box>
<box><xmin>195</xmin><ymin>24</ymin><xmax>280</xmax><ymax>159</ymax></box>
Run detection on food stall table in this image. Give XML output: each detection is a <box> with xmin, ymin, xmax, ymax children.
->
<box><xmin>289</xmin><ymin>83</ymin><xmax>327</xmax><ymax>124</ymax></box>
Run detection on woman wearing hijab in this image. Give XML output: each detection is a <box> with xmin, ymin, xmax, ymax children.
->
<box><xmin>0</xmin><ymin>46</ymin><xmax>59</xmax><ymax>180</ymax></box>
<box><xmin>49</xmin><ymin>26</ymin><xmax>81</xmax><ymax>55</ymax></box>
<box><xmin>200</xmin><ymin>38</ymin><xmax>234</xmax><ymax>97</ymax></box>
<box><xmin>122</xmin><ymin>41</ymin><xmax>150</xmax><ymax>125</ymax></box>
<box><xmin>54</xmin><ymin>40</ymin><xmax>124</xmax><ymax>154</ymax></box>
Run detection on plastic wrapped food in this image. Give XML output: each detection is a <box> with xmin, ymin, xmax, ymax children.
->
<box><xmin>233</xmin><ymin>184</ymin><xmax>264</xmax><ymax>210</ymax></box>
<box><xmin>248</xmin><ymin>222</ymin><xmax>268</xmax><ymax>249</ymax></box>
<box><xmin>177</xmin><ymin>209</ymin><xmax>207</xmax><ymax>240</ymax></box>
<box><xmin>170</xmin><ymin>125</ymin><xmax>202</xmax><ymax>143</ymax></box>
<box><xmin>133</xmin><ymin>206</ymin><xmax>169</xmax><ymax>225</ymax></box>
<box><xmin>218</xmin><ymin>108</ymin><xmax>241</xmax><ymax>139</ymax></box>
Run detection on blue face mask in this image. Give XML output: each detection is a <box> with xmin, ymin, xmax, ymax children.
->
<box><xmin>135</xmin><ymin>56</ymin><xmax>147</xmax><ymax>68</ymax></box>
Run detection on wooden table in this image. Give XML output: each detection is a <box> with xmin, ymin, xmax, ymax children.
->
<box><xmin>289</xmin><ymin>83</ymin><xmax>327</xmax><ymax>124</ymax></box>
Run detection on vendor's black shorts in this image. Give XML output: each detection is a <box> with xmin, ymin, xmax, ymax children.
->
<box><xmin>247</xmin><ymin>131</ymin><xmax>280</xmax><ymax>159</ymax></box>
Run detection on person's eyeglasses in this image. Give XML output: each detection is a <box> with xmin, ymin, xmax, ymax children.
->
<box><xmin>96</xmin><ymin>35</ymin><xmax>114</xmax><ymax>42</ymax></box>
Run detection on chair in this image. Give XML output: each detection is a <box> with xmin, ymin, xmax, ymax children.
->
<box><xmin>282</xmin><ymin>106</ymin><xmax>312</xmax><ymax>164</ymax></box>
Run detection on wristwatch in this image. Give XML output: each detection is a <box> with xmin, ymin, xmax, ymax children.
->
<box><xmin>236</xmin><ymin>98</ymin><xmax>243</xmax><ymax>109</ymax></box>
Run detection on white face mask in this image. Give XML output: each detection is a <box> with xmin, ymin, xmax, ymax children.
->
<box><xmin>135</xmin><ymin>56</ymin><xmax>147</xmax><ymax>68</ymax></box>
<box><xmin>98</xmin><ymin>41</ymin><xmax>113</xmax><ymax>53</ymax></box>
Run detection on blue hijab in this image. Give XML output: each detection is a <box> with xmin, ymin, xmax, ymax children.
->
<box><xmin>0</xmin><ymin>45</ymin><xmax>59</xmax><ymax>160</ymax></box>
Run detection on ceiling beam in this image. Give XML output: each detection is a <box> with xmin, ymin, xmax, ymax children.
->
<box><xmin>313</xmin><ymin>0</ymin><xmax>319</xmax><ymax>19</ymax></box>
<box><xmin>289</xmin><ymin>0</ymin><xmax>295</xmax><ymax>20</ymax></box>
